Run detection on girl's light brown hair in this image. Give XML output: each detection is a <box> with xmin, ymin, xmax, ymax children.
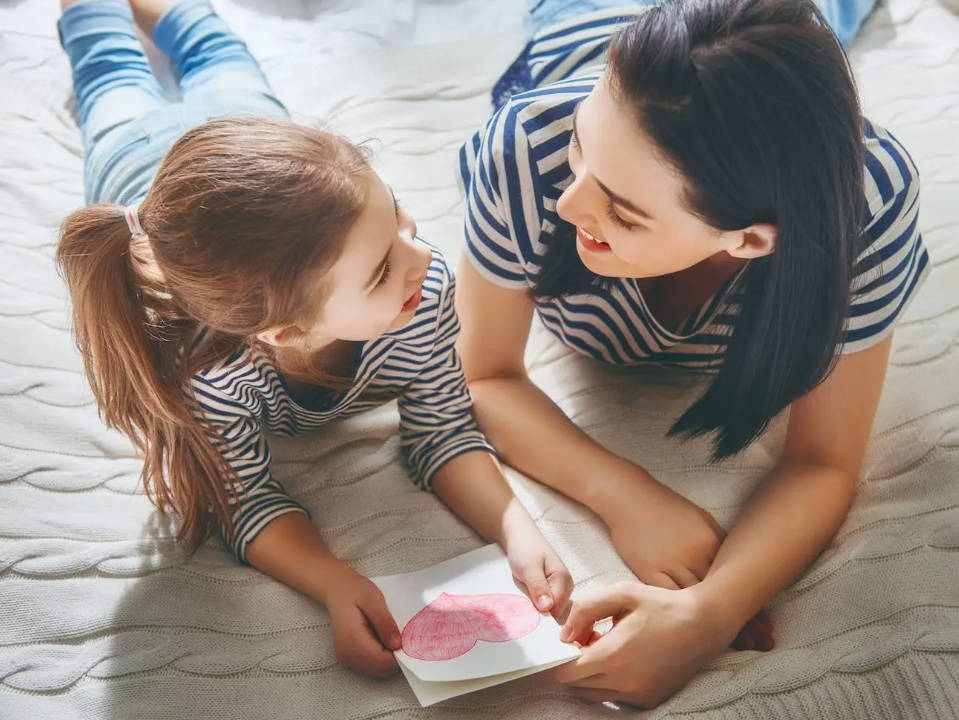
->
<box><xmin>56</xmin><ymin>116</ymin><xmax>370</xmax><ymax>553</ymax></box>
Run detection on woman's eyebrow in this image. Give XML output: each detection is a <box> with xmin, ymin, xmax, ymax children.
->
<box><xmin>571</xmin><ymin>102</ymin><xmax>655</xmax><ymax>222</ymax></box>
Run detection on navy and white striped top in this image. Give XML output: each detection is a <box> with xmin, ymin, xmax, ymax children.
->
<box><xmin>460</xmin><ymin>8</ymin><xmax>929</xmax><ymax>369</ymax></box>
<box><xmin>191</xmin><ymin>241</ymin><xmax>493</xmax><ymax>562</ymax></box>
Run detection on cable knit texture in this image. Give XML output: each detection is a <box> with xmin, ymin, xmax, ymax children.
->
<box><xmin>0</xmin><ymin>0</ymin><xmax>957</xmax><ymax>717</ymax></box>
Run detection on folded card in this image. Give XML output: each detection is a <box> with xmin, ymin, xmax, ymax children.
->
<box><xmin>372</xmin><ymin>544</ymin><xmax>580</xmax><ymax>706</ymax></box>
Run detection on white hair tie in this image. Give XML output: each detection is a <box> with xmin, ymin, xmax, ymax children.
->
<box><xmin>123</xmin><ymin>203</ymin><xmax>147</xmax><ymax>239</ymax></box>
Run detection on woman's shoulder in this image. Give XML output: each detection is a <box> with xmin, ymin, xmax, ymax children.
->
<box><xmin>862</xmin><ymin>117</ymin><xmax>919</xmax><ymax>220</ymax></box>
<box><xmin>486</xmin><ymin>76</ymin><xmax>596</xmax><ymax>158</ymax></box>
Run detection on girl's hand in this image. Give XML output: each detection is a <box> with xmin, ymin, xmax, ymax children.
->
<box><xmin>553</xmin><ymin>582</ymin><xmax>734</xmax><ymax>707</ymax></box>
<box><xmin>598</xmin><ymin>466</ymin><xmax>724</xmax><ymax>590</ymax></box>
<box><xmin>320</xmin><ymin>563</ymin><xmax>402</xmax><ymax>679</ymax></box>
<box><xmin>503</xmin><ymin>524</ymin><xmax>574</xmax><ymax>621</ymax></box>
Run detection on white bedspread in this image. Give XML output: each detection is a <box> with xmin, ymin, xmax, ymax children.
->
<box><xmin>1</xmin><ymin>1</ymin><xmax>957</xmax><ymax>718</ymax></box>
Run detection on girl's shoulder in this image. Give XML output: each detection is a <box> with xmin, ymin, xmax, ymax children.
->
<box><xmin>191</xmin><ymin>341</ymin><xmax>274</xmax><ymax>395</ymax></box>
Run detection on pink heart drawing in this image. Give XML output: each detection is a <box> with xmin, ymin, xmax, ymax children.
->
<box><xmin>401</xmin><ymin>592</ymin><xmax>542</xmax><ymax>661</ymax></box>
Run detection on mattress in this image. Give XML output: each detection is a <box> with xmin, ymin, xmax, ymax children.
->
<box><xmin>1</xmin><ymin>1</ymin><xmax>957</xmax><ymax>718</ymax></box>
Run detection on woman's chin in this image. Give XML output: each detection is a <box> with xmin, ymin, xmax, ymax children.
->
<box><xmin>576</xmin><ymin>244</ymin><xmax>626</xmax><ymax>277</ymax></box>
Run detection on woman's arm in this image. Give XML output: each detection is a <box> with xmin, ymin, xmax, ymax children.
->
<box><xmin>695</xmin><ymin>334</ymin><xmax>893</xmax><ymax>629</ymax></box>
<box><xmin>455</xmin><ymin>257</ymin><xmax>723</xmax><ymax>587</ymax></box>
<box><xmin>555</xmin><ymin>335</ymin><xmax>893</xmax><ymax>706</ymax></box>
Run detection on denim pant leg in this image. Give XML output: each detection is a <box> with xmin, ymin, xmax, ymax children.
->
<box><xmin>526</xmin><ymin>0</ymin><xmax>877</xmax><ymax>47</ymax></box>
<box><xmin>58</xmin><ymin>0</ymin><xmax>169</xmax><ymax>204</ymax></box>
<box><xmin>153</xmin><ymin>0</ymin><xmax>288</xmax><ymax>119</ymax></box>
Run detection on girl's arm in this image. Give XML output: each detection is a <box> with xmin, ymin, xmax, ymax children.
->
<box><xmin>431</xmin><ymin>450</ymin><xmax>573</xmax><ymax>618</ymax></box>
<box><xmin>396</xmin><ymin>267</ymin><xmax>572</xmax><ymax>616</ymax></box>
<box><xmin>555</xmin><ymin>335</ymin><xmax>893</xmax><ymax>706</ymax></box>
<box><xmin>245</xmin><ymin>512</ymin><xmax>402</xmax><ymax>678</ymax></box>
<box><xmin>455</xmin><ymin>257</ymin><xmax>724</xmax><ymax>588</ymax></box>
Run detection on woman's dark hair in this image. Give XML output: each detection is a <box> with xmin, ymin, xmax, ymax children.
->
<box><xmin>533</xmin><ymin>0</ymin><xmax>866</xmax><ymax>459</ymax></box>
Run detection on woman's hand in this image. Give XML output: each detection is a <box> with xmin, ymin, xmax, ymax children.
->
<box><xmin>319</xmin><ymin>562</ymin><xmax>402</xmax><ymax>679</ymax></box>
<box><xmin>553</xmin><ymin>581</ymin><xmax>735</xmax><ymax>707</ymax></box>
<box><xmin>502</xmin><ymin>522</ymin><xmax>574</xmax><ymax>621</ymax></box>
<box><xmin>597</xmin><ymin>463</ymin><xmax>724</xmax><ymax>590</ymax></box>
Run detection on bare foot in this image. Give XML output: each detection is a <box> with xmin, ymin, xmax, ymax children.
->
<box><xmin>127</xmin><ymin>0</ymin><xmax>179</xmax><ymax>36</ymax></box>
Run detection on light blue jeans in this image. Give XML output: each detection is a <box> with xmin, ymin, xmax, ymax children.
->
<box><xmin>526</xmin><ymin>0</ymin><xmax>877</xmax><ymax>47</ymax></box>
<box><xmin>59</xmin><ymin>0</ymin><xmax>288</xmax><ymax>205</ymax></box>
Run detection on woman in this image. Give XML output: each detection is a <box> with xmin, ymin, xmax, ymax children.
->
<box><xmin>455</xmin><ymin>0</ymin><xmax>928</xmax><ymax>706</ymax></box>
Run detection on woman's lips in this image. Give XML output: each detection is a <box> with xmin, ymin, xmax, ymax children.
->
<box><xmin>576</xmin><ymin>225</ymin><xmax>612</xmax><ymax>253</ymax></box>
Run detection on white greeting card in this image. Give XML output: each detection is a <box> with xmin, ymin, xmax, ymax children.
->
<box><xmin>372</xmin><ymin>544</ymin><xmax>580</xmax><ymax>706</ymax></box>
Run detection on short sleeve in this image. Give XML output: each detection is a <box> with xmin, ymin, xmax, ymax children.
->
<box><xmin>458</xmin><ymin>108</ymin><xmax>531</xmax><ymax>290</ymax></box>
<box><xmin>843</xmin><ymin>124</ymin><xmax>931</xmax><ymax>354</ymax></box>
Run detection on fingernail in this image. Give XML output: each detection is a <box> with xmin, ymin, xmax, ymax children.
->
<box><xmin>538</xmin><ymin>594</ymin><xmax>552</xmax><ymax>610</ymax></box>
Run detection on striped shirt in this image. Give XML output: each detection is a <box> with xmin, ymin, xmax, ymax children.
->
<box><xmin>460</xmin><ymin>8</ymin><xmax>930</xmax><ymax>369</ymax></box>
<box><xmin>191</xmin><ymin>241</ymin><xmax>493</xmax><ymax>562</ymax></box>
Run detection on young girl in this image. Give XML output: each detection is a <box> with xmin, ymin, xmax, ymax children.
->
<box><xmin>55</xmin><ymin>0</ymin><xmax>572</xmax><ymax>679</ymax></box>
<box><xmin>456</xmin><ymin>0</ymin><xmax>928</xmax><ymax>707</ymax></box>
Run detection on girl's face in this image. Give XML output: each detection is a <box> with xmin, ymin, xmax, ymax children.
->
<box><xmin>291</xmin><ymin>171</ymin><xmax>432</xmax><ymax>346</ymax></box>
<box><xmin>556</xmin><ymin>76</ymin><xmax>771</xmax><ymax>278</ymax></box>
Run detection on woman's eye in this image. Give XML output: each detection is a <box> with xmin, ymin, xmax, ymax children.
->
<box><xmin>606</xmin><ymin>201</ymin><xmax>636</xmax><ymax>231</ymax></box>
<box><xmin>377</xmin><ymin>261</ymin><xmax>392</xmax><ymax>287</ymax></box>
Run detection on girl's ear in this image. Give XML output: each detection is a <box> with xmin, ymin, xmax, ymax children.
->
<box><xmin>723</xmin><ymin>222</ymin><xmax>777</xmax><ymax>260</ymax></box>
<box><xmin>256</xmin><ymin>325</ymin><xmax>296</xmax><ymax>348</ymax></box>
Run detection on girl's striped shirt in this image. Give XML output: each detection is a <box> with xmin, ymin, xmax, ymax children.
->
<box><xmin>190</xmin><ymin>241</ymin><xmax>493</xmax><ymax>562</ymax></box>
<box><xmin>459</xmin><ymin>7</ymin><xmax>930</xmax><ymax>370</ymax></box>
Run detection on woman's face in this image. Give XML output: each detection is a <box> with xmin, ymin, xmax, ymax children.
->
<box><xmin>291</xmin><ymin>171</ymin><xmax>433</xmax><ymax>346</ymax></box>
<box><xmin>556</xmin><ymin>76</ymin><xmax>764</xmax><ymax>278</ymax></box>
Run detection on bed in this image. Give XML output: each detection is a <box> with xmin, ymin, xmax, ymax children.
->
<box><xmin>1</xmin><ymin>1</ymin><xmax>957</xmax><ymax>718</ymax></box>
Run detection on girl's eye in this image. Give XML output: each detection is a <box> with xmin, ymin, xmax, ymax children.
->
<box><xmin>377</xmin><ymin>261</ymin><xmax>392</xmax><ymax>287</ymax></box>
<box><xmin>606</xmin><ymin>201</ymin><xmax>636</xmax><ymax>231</ymax></box>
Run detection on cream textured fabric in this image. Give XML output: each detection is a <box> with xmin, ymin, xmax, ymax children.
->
<box><xmin>1</xmin><ymin>1</ymin><xmax>957</xmax><ymax>718</ymax></box>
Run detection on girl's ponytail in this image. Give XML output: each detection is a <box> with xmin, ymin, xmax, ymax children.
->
<box><xmin>57</xmin><ymin>205</ymin><xmax>239</xmax><ymax>550</ymax></box>
<box><xmin>56</xmin><ymin>118</ymin><xmax>371</xmax><ymax>554</ymax></box>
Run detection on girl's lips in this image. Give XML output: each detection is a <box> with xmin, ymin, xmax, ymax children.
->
<box><xmin>402</xmin><ymin>286</ymin><xmax>423</xmax><ymax>312</ymax></box>
<box><xmin>576</xmin><ymin>225</ymin><xmax>612</xmax><ymax>253</ymax></box>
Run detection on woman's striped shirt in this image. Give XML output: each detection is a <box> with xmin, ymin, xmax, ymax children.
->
<box><xmin>190</xmin><ymin>241</ymin><xmax>492</xmax><ymax>562</ymax></box>
<box><xmin>460</xmin><ymin>7</ymin><xmax>930</xmax><ymax>370</ymax></box>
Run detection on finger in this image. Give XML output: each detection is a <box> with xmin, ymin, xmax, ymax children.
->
<box><xmin>689</xmin><ymin>552</ymin><xmax>714</xmax><ymax>581</ymax></box>
<box><xmin>516</xmin><ymin>564</ymin><xmax>555</xmax><ymax>613</ymax></box>
<box><xmin>547</xmin><ymin>570</ymin><xmax>574</xmax><ymax>621</ymax></box>
<box><xmin>358</xmin><ymin>592</ymin><xmax>402</xmax><ymax>651</ymax></box>
<box><xmin>553</xmin><ymin>634</ymin><xmax>620</xmax><ymax>683</ymax></box>
<box><xmin>569</xmin><ymin>624</ymin><xmax>603</xmax><ymax>647</ymax></box>
<box><xmin>670</xmin><ymin>566</ymin><xmax>701</xmax><ymax>589</ymax></box>
<box><xmin>560</xmin><ymin>584</ymin><xmax>635</xmax><ymax>643</ymax></box>
<box><xmin>340</xmin><ymin>608</ymin><xmax>400</xmax><ymax>678</ymax></box>
<box><xmin>643</xmin><ymin>571</ymin><xmax>681</xmax><ymax>591</ymax></box>
<box><xmin>566</xmin><ymin>672</ymin><xmax>615</xmax><ymax>690</ymax></box>
<box><xmin>702</xmin><ymin>510</ymin><xmax>726</xmax><ymax>541</ymax></box>
<box><xmin>570</xmin><ymin>686</ymin><xmax>619</xmax><ymax>704</ymax></box>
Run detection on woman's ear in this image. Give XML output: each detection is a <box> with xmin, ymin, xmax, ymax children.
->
<box><xmin>724</xmin><ymin>222</ymin><xmax>777</xmax><ymax>259</ymax></box>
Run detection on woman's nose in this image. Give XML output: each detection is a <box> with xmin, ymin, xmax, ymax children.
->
<box><xmin>556</xmin><ymin>173</ymin><xmax>595</xmax><ymax>228</ymax></box>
